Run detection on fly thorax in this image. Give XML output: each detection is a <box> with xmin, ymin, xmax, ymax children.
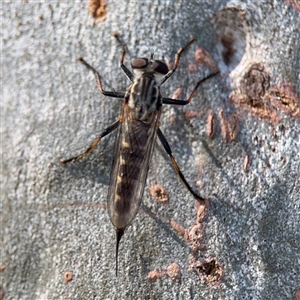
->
<box><xmin>128</xmin><ymin>75</ymin><xmax>162</xmax><ymax>122</ymax></box>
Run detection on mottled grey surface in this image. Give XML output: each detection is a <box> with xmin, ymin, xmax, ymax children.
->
<box><xmin>1</xmin><ymin>1</ymin><xmax>300</xmax><ymax>299</ymax></box>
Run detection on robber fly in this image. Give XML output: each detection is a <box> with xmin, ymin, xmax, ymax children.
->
<box><xmin>61</xmin><ymin>33</ymin><xmax>219</xmax><ymax>275</ymax></box>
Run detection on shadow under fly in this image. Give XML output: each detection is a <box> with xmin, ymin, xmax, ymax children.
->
<box><xmin>61</xmin><ymin>32</ymin><xmax>219</xmax><ymax>275</ymax></box>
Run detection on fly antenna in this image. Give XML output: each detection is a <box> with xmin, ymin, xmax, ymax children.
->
<box><xmin>147</xmin><ymin>45</ymin><xmax>157</xmax><ymax>60</ymax></box>
<box><xmin>115</xmin><ymin>228</ymin><xmax>125</xmax><ymax>276</ymax></box>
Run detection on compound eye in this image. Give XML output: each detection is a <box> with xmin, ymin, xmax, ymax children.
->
<box><xmin>131</xmin><ymin>58</ymin><xmax>148</xmax><ymax>69</ymax></box>
<box><xmin>152</xmin><ymin>60</ymin><xmax>169</xmax><ymax>75</ymax></box>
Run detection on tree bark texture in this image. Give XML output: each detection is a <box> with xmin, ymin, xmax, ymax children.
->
<box><xmin>2</xmin><ymin>1</ymin><xmax>300</xmax><ymax>299</ymax></box>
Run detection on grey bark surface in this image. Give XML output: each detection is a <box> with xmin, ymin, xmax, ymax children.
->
<box><xmin>1</xmin><ymin>1</ymin><xmax>300</xmax><ymax>299</ymax></box>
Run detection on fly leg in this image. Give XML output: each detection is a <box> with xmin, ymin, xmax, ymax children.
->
<box><xmin>79</xmin><ymin>57</ymin><xmax>125</xmax><ymax>99</ymax></box>
<box><xmin>162</xmin><ymin>71</ymin><xmax>219</xmax><ymax>105</ymax></box>
<box><xmin>156</xmin><ymin>128</ymin><xmax>204</xmax><ymax>202</ymax></box>
<box><xmin>60</xmin><ymin>120</ymin><xmax>120</xmax><ymax>166</ymax></box>
<box><xmin>160</xmin><ymin>36</ymin><xmax>196</xmax><ymax>85</ymax></box>
<box><xmin>113</xmin><ymin>32</ymin><xmax>134</xmax><ymax>82</ymax></box>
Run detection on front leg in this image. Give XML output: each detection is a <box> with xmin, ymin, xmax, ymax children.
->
<box><xmin>113</xmin><ymin>32</ymin><xmax>134</xmax><ymax>82</ymax></box>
